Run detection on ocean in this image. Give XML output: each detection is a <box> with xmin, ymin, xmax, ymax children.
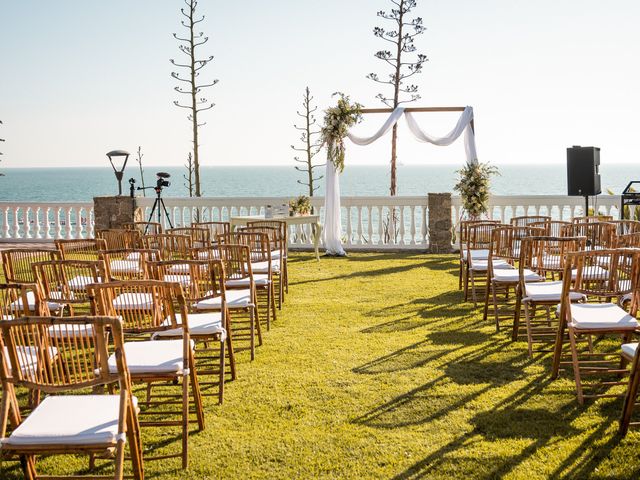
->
<box><xmin>0</xmin><ymin>164</ymin><xmax>638</xmax><ymax>202</ymax></box>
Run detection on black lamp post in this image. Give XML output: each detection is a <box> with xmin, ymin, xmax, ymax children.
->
<box><xmin>106</xmin><ymin>150</ymin><xmax>130</xmax><ymax>196</ymax></box>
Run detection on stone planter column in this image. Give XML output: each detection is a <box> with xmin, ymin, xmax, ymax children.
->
<box><xmin>428</xmin><ymin>193</ymin><xmax>452</xmax><ymax>253</ymax></box>
<box><xmin>93</xmin><ymin>196</ymin><xmax>143</xmax><ymax>232</ymax></box>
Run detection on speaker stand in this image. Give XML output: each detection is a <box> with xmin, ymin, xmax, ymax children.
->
<box><xmin>584</xmin><ymin>195</ymin><xmax>589</xmax><ymax>216</ymax></box>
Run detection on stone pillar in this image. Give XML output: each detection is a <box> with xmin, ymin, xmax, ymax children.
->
<box><xmin>93</xmin><ymin>196</ymin><xmax>143</xmax><ymax>232</ymax></box>
<box><xmin>428</xmin><ymin>193</ymin><xmax>453</xmax><ymax>253</ymax></box>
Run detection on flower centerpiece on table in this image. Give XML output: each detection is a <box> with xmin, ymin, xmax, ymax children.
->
<box><xmin>320</xmin><ymin>93</ymin><xmax>363</xmax><ymax>173</ymax></box>
<box><xmin>453</xmin><ymin>161</ymin><xmax>499</xmax><ymax>220</ymax></box>
<box><xmin>289</xmin><ymin>195</ymin><xmax>312</xmax><ymax>216</ymax></box>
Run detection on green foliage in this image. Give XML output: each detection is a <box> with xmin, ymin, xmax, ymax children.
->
<box><xmin>454</xmin><ymin>161</ymin><xmax>499</xmax><ymax>219</ymax></box>
<box><xmin>288</xmin><ymin>195</ymin><xmax>311</xmax><ymax>215</ymax></box>
<box><xmin>321</xmin><ymin>92</ymin><xmax>363</xmax><ymax>173</ymax></box>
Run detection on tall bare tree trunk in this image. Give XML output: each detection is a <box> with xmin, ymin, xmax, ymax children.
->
<box><xmin>390</xmin><ymin>0</ymin><xmax>404</xmax><ymax>197</ymax></box>
<box><xmin>188</xmin><ymin>6</ymin><xmax>201</xmax><ymax>197</ymax></box>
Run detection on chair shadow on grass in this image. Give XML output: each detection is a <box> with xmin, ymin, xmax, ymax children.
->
<box><xmin>361</xmin><ymin>290</ymin><xmax>476</xmax><ymax>334</ymax></box>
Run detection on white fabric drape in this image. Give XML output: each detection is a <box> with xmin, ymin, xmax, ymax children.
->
<box><xmin>322</xmin><ymin>106</ymin><xmax>477</xmax><ymax>255</ymax></box>
<box><xmin>404</xmin><ymin>106</ymin><xmax>477</xmax><ymax>164</ymax></box>
<box><xmin>322</xmin><ymin>159</ymin><xmax>346</xmax><ymax>256</ymax></box>
<box><xmin>347</xmin><ymin>107</ymin><xmax>405</xmax><ymax>145</ymax></box>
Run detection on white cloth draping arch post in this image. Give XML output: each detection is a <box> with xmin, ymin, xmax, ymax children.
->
<box><xmin>322</xmin><ymin>106</ymin><xmax>477</xmax><ymax>255</ymax></box>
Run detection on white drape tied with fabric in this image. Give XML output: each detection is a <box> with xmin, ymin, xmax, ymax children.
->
<box><xmin>323</xmin><ymin>106</ymin><xmax>477</xmax><ymax>255</ymax></box>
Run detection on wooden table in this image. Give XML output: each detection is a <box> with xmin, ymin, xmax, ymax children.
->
<box><xmin>230</xmin><ymin>214</ymin><xmax>323</xmax><ymax>261</ymax></box>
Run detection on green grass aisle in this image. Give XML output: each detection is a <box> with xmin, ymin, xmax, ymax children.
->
<box><xmin>3</xmin><ymin>253</ymin><xmax>640</xmax><ymax>479</ymax></box>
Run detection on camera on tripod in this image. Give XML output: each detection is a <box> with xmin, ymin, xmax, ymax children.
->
<box><xmin>136</xmin><ymin>172</ymin><xmax>174</xmax><ymax>231</ymax></box>
<box><xmin>155</xmin><ymin>172</ymin><xmax>171</xmax><ymax>191</ymax></box>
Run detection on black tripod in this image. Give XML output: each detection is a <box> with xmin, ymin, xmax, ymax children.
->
<box><xmin>140</xmin><ymin>187</ymin><xmax>173</xmax><ymax>233</ymax></box>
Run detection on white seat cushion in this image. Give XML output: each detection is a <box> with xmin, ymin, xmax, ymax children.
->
<box><xmin>194</xmin><ymin>289</ymin><xmax>252</xmax><ymax>310</ymax></box>
<box><xmin>470</xmin><ymin>258</ymin><xmax>511</xmax><ymax>272</ymax></box>
<box><xmin>531</xmin><ymin>255</ymin><xmax>562</xmax><ymax>269</ymax></box>
<box><xmin>68</xmin><ymin>275</ymin><xmax>102</xmax><ymax>291</ymax></box>
<box><xmin>110</xmin><ymin>260</ymin><xmax>141</xmax><ymax>275</ymax></box>
<box><xmin>112</xmin><ymin>293</ymin><xmax>154</xmax><ymax>311</ymax></box>
<box><xmin>163</xmin><ymin>274</ymin><xmax>191</xmax><ymax>287</ymax></box>
<box><xmin>108</xmin><ymin>340</ymin><xmax>187</xmax><ymax>375</ymax></box>
<box><xmin>48</xmin><ymin>323</ymin><xmax>94</xmax><ymax>339</ymax></box>
<box><xmin>10</xmin><ymin>291</ymin><xmax>64</xmax><ymax>312</ymax></box>
<box><xmin>270</xmin><ymin>249</ymin><xmax>282</xmax><ymax>259</ymax></box>
<box><xmin>226</xmin><ymin>274</ymin><xmax>270</xmax><ymax>287</ymax></box>
<box><xmin>153</xmin><ymin>312</ymin><xmax>226</xmax><ymax>340</ymax></box>
<box><xmin>251</xmin><ymin>260</ymin><xmax>280</xmax><ymax>273</ymax></box>
<box><xmin>622</xmin><ymin>342</ymin><xmax>638</xmax><ymax>360</ymax></box>
<box><xmin>569</xmin><ymin>303</ymin><xmax>639</xmax><ymax>330</ymax></box>
<box><xmin>463</xmin><ymin>249</ymin><xmax>490</xmax><ymax>261</ymax></box>
<box><xmin>4</xmin><ymin>346</ymin><xmax>59</xmax><ymax>376</ymax></box>
<box><xmin>493</xmin><ymin>268</ymin><xmax>542</xmax><ymax>283</ymax></box>
<box><xmin>168</xmin><ymin>263</ymin><xmax>191</xmax><ymax>274</ymax></box>
<box><xmin>126</xmin><ymin>252</ymin><xmax>141</xmax><ymax>261</ymax></box>
<box><xmin>524</xmin><ymin>281</ymin><xmax>585</xmax><ymax>302</ymax></box>
<box><xmin>3</xmin><ymin>395</ymin><xmax>136</xmax><ymax>446</ymax></box>
<box><xmin>571</xmin><ymin>266</ymin><xmax>609</xmax><ymax>281</ymax></box>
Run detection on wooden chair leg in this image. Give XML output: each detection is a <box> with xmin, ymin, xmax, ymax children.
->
<box><xmin>482</xmin><ymin>277</ymin><xmax>491</xmax><ymax>322</ymax></box>
<box><xmin>568</xmin><ymin>327</ymin><xmax>585</xmax><ymax>404</ymax></box>
<box><xmin>181</xmin><ymin>370</ymin><xmax>189</xmax><ymax>469</ymax></box>
<box><xmin>524</xmin><ymin>302</ymin><xmax>534</xmax><ymax>358</ymax></box>
<box><xmin>249</xmin><ymin>308</ymin><xmax>256</xmax><ymax>361</ymax></box>
<box><xmin>621</xmin><ymin>359</ymin><xmax>640</xmax><ymax>436</ymax></box>
<box><xmin>255</xmin><ymin>305</ymin><xmax>263</xmax><ymax>347</ymax></box>
<box><xmin>551</xmin><ymin>316</ymin><xmax>568</xmax><ymax>380</ymax></box>
<box><xmin>512</xmin><ymin>288</ymin><xmax>522</xmax><ymax>342</ymax></box>
<box><xmin>126</xmin><ymin>402</ymin><xmax>144</xmax><ymax>480</ymax></box>
<box><xmin>189</xmin><ymin>351</ymin><xmax>205</xmax><ymax>430</ymax></box>
<box><xmin>218</xmin><ymin>336</ymin><xmax>226</xmax><ymax>405</ymax></box>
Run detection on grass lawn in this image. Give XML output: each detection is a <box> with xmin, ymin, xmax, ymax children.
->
<box><xmin>3</xmin><ymin>252</ymin><xmax>640</xmax><ymax>479</ymax></box>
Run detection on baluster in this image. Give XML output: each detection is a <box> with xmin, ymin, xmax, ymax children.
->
<box><xmin>65</xmin><ymin>207</ymin><xmax>72</xmax><ymax>238</ymax></box>
<box><xmin>409</xmin><ymin>205</ymin><xmax>416</xmax><ymax>245</ymax></box>
<box><xmin>398</xmin><ymin>206</ymin><xmax>405</xmax><ymax>245</ymax></box>
<box><xmin>34</xmin><ymin>207</ymin><xmax>42</xmax><ymax>239</ymax></box>
<box><xmin>356</xmin><ymin>206</ymin><xmax>363</xmax><ymax>245</ymax></box>
<box><xmin>346</xmin><ymin>206</ymin><xmax>353</xmax><ymax>245</ymax></box>
<box><xmin>296</xmin><ymin>224</ymin><xmax>304</xmax><ymax>245</ymax></box>
<box><xmin>367</xmin><ymin>206</ymin><xmax>373</xmax><ymax>246</ymax></box>
<box><xmin>421</xmin><ymin>206</ymin><xmax>427</xmax><ymax>246</ymax></box>
<box><xmin>13</xmin><ymin>207</ymin><xmax>20</xmax><ymax>239</ymax></box>
<box><xmin>377</xmin><ymin>206</ymin><xmax>384</xmax><ymax>245</ymax></box>
<box><xmin>25</xmin><ymin>207</ymin><xmax>32</xmax><ymax>239</ymax></box>
<box><xmin>43</xmin><ymin>207</ymin><xmax>51</xmax><ymax>239</ymax></box>
<box><xmin>75</xmin><ymin>207</ymin><xmax>83</xmax><ymax>239</ymax></box>
<box><xmin>3</xmin><ymin>207</ymin><xmax>9</xmax><ymax>238</ymax></box>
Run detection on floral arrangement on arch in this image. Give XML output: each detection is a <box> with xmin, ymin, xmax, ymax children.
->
<box><xmin>320</xmin><ymin>92</ymin><xmax>363</xmax><ymax>173</ymax></box>
<box><xmin>454</xmin><ymin>161</ymin><xmax>499</xmax><ymax>220</ymax></box>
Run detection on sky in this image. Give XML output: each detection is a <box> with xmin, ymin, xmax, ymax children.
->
<box><xmin>1</xmin><ymin>0</ymin><xmax>639</xmax><ymax>168</ymax></box>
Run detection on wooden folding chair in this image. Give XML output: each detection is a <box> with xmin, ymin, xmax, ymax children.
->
<box><xmin>97</xmin><ymin>229</ymin><xmax>143</xmax><ymax>250</ymax></box>
<box><xmin>456</xmin><ymin>220</ymin><xmax>500</xmax><ymax>291</ymax></box>
<box><xmin>510</xmin><ymin>215</ymin><xmax>551</xmax><ymax>227</ymax></box>
<box><xmin>483</xmin><ymin>226</ymin><xmax>544</xmax><ymax>331</ymax></box>
<box><xmin>620</xmin><ymin>333</ymin><xmax>640</xmax><ymax>435</ymax></box>
<box><xmin>32</xmin><ymin>259</ymin><xmax>107</xmax><ymax>317</ymax></box>
<box><xmin>551</xmin><ymin>249</ymin><xmax>640</xmax><ymax>404</ymax></box>
<box><xmin>236</xmin><ymin>231</ymin><xmax>277</xmax><ymax>329</ymax></box>
<box><xmin>615</xmin><ymin>232</ymin><xmax>640</xmax><ymax>248</ymax></box>
<box><xmin>562</xmin><ymin>222</ymin><xmax>616</xmax><ymax>250</ymax></box>
<box><xmin>99</xmin><ymin>248</ymin><xmax>161</xmax><ymax>281</ymax></box>
<box><xmin>529</xmin><ymin>219</ymin><xmax>571</xmax><ymax>237</ymax></box>
<box><xmin>89</xmin><ymin>280</ymin><xmax>204</xmax><ymax>469</ymax></box>
<box><xmin>193</xmin><ymin>221</ymin><xmax>230</xmax><ymax>245</ymax></box>
<box><xmin>246</xmin><ymin>220</ymin><xmax>289</xmax><ymax>295</ymax></box>
<box><xmin>0</xmin><ymin>315</ymin><xmax>144</xmax><ymax>480</ymax></box>
<box><xmin>147</xmin><ymin>259</ymin><xmax>233</xmax><ymax>401</ymax></box>
<box><xmin>55</xmin><ymin>238</ymin><xmax>107</xmax><ymax>261</ymax></box>
<box><xmin>142</xmin><ymin>234</ymin><xmax>192</xmax><ymax>261</ymax></box>
<box><xmin>167</xmin><ymin>227</ymin><xmax>211</xmax><ymax>249</ymax></box>
<box><xmin>610</xmin><ymin>219</ymin><xmax>640</xmax><ymax>235</ymax></box>
<box><xmin>123</xmin><ymin>221</ymin><xmax>163</xmax><ymax>235</ymax></box>
<box><xmin>465</xmin><ymin>222</ymin><xmax>505</xmax><ymax>306</ymax></box>
<box><xmin>242</xmin><ymin>225</ymin><xmax>285</xmax><ymax>308</ymax></box>
<box><xmin>571</xmin><ymin>215</ymin><xmax>614</xmax><ymax>223</ymax></box>
<box><xmin>513</xmin><ymin>236</ymin><xmax>586</xmax><ymax>355</ymax></box>
<box><xmin>215</xmin><ymin>244</ymin><xmax>262</xmax><ymax>360</ymax></box>
<box><xmin>1</xmin><ymin>249</ymin><xmax>60</xmax><ymax>285</ymax></box>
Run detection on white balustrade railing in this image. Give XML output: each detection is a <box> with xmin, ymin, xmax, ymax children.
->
<box><xmin>0</xmin><ymin>202</ymin><xmax>94</xmax><ymax>242</ymax></box>
<box><xmin>0</xmin><ymin>195</ymin><xmax>624</xmax><ymax>248</ymax></box>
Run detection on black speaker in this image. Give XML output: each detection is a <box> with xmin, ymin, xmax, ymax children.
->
<box><xmin>567</xmin><ymin>146</ymin><xmax>601</xmax><ymax>196</ymax></box>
